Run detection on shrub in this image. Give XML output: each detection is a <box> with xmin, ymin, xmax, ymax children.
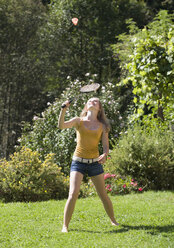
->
<box><xmin>104</xmin><ymin>126</ymin><xmax>174</xmax><ymax>190</ymax></box>
<box><xmin>79</xmin><ymin>179</ymin><xmax>97</xmax><ymax>198</ymax></box>
<box><xmin>103</xmin><ymin>173</ymin><xmax>143</xmax><ymax>195</ymax></box>
<box><xmin>79</xmin><ymin>173</ymin><xmax>143</xmax><ymax>198</ymax></box>
<box><xmin>0</xmin><ymin>147</ymin><xmax>69</xmax><ymax>202</ymax></box>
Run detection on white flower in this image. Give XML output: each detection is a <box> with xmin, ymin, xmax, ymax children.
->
<box><xmin>67</xmin><ymin>76</ymin><xmax>71</xmax><ymax>80</ymax></box>
<box><xmin>47</xmin><ymin>102</ymin><xmax>51</xmax><ymax>106</ymax></box>
<box><xmin>33</xmin><ymin>116</ymin><xmax>39</xmax><ymax>121</ymax></box>
<box><xmin>74</xmin><ymin>79</ymin><xmax>79</xmax><ymax>85</ymax></box>
<box><xmin>85</xmin><ymin>73</ymin><xmax>90</xmax><ymax>76</ymax></box>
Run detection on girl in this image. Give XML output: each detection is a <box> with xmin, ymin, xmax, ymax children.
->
<box><xmin>58</xmin><ymin>97</ymin><xmax>119</xmax><ymax>232</ymax></box>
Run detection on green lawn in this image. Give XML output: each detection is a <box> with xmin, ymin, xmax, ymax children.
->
<box><xmin>0</xmin><ymin>191</ymin><xmax>173</xmax><ymax>248</ymax></box>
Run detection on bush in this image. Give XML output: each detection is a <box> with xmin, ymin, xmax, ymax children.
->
<box><xmin>0</xmin><ymin>147</ymin><xmax>69</xmax><ymax>202</ymax></box>
<box><xmin>79</xmin><ymin>180</ymin><xmax>97</xmax><ymax>198</ymax></box>
<box><xmin>79</xmin><ymin>173</ymin><xmax>143</xmax><ymax>198</ymax></box>
<box><xmin>103</xmin><ymin>173</ymin><xmax>143</xmax><ymax>195</ymax></box>
<box><xmin>104</xmin><ymin>126</ymin><xmax>174</xmax><ymax>190</ymax></box>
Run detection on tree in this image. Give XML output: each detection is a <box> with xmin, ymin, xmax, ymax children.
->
<box><xmin>0</xmin><ymin>0</ymin><xmax>50</xmax><ymax>158</ymax></box>
<box><xmin>112</xmin><ymin>10</ymin><xmax>174</xmax><ymax>128</ymax></box>
<box><xmin>144</xmin><ymin>0</ymin><xmax>174</xmax><ymax>14</ymax></box>
<box><xmin>39</xmin><ymin>0</ymin><xmax>150</xmax><ymax>95</ymax></box>
<box><xmin>0</xmin><ymin>0</ymin><xmax>153</xmax><ymax>158</ymax></box>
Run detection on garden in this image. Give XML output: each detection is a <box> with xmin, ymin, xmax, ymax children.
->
<box><xmin>0</xmin><ymin>0</ymin><xmax>174</xmax><ymax>247</ymax></box>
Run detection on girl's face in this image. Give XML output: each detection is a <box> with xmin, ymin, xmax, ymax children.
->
<box><xmin>86</xmin><ymin>98</ymin><xmax>100</xmax><ymax>112</ymax></box>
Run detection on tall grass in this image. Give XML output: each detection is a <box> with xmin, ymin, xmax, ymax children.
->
<box><xmin>0</xmin><ymin>191</ymin><xmax>174</xmax><ymax>248</ymax></box>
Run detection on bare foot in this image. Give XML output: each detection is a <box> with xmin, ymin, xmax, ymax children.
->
<box><xmin>111</xmin><ymin>221</ymin><xmax>119</xmax><ymax>226</ymax></box>
<box><xmin>61</xmin><ymin>226</ymin><xmax>68</xmax><ymax>233</ymax></box>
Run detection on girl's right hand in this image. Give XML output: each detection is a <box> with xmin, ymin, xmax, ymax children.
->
<box><xmin>61</xmin><ymin>100</ymin><xmax>70</xmax><ymax>109</ymax></box>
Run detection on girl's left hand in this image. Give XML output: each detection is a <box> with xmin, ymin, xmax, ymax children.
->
<box><xmin>98</xmin><ymin>153</ymin><xmax>107</xmax><ymax>164</ymax></box>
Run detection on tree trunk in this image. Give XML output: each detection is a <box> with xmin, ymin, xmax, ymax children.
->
<box><xmin>1</xmin><ymin>83</ymin><xmax>11</xmax><ymax>158</ymax></box>
<box><xmin>157</xmin><ymin>92</ymin><xmax>164</xmax><ymax>121</ymax></box>
<box><xmin>157</xmin><ymin>94</ymin><xmax>164</xmax><ymax>121</ymax></box>
<box><xmin>157</xmin><ymin>104</ymin><xmax>164</xmax><ymax>121</ymax></box>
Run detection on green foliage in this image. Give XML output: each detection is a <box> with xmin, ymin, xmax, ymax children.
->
<box><xmin>112</xmin><ymin>10</ymin><xmax>174</xmax><ymax>127</ymax></box>
<box><xmin>79</xmin><ymin>179</ymin><xmax>97</xmax><ymax>198</ymax></box>
<box><xmin>103</xmin><ymin>173</ymin><xmax>143</xmax><ymax>195</ymax></box>
<box><xmin>19</xmin><ymin>76</ymin><xmax>131</xmax><ymax>174</ymax></box>
<box><xmin>0</xmin><ymin>0</ymin><xmax>50</xmax><ymax>157</ymax></box>
<box><xmin>80</xmin><ymin>173</ymin><xmax>143</xmax><ymax>198</ymax></box>
<box><xmin>0</xmin><ymin>147</ymin><xmax>69</xmax><ymax>202</ymax></box>
<box><xmin>0</xmin><ymin>0</ymin><xmax>150</xmax><ymax>159</ymax></box>
<box><xmin>104</xmin><ymin>125</ymin><xmax>174</xmax><ymax>190</ymax></box>
<box><xmin>39</xmin><ymin>0</ymin><xmax>150</xmax><ymax>93</ymax></box>
<box><xmin>145</xmin><ymin>0</ymin><xmax>174</xmax><ymax>14</ymax></box>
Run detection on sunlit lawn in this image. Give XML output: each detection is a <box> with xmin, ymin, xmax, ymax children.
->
<box><xmin>0</xmin><ymin>191</ymin><xmax>174</xmax><ymax>248</ymax></box>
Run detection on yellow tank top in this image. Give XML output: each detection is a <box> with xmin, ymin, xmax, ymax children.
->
<box><xmin>74</xmin><ymin>119</ymin><xmax>103</xmax><ymax>159</ymax></box>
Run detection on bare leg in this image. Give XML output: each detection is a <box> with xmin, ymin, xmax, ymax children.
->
<box><xmin>91</xmin><ymin>173</ymin><xmax>119</xmax><ymax>226</ymax></box>
<box><xmin>62</xmin><ymin>171</ymin><xmax>83</xmax><ymax>232</ymax></box>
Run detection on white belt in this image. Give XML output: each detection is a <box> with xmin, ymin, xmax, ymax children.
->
<box><xmin>72</xmin><ymin>156</ymin><xmax>99</xmax><ymax>164</ymax></box>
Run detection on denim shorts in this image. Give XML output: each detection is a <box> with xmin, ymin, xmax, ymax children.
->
<box><xmin>70</xmin><ymin>160</ymin><xmax>104</xmax><ymax>177</ymax></box>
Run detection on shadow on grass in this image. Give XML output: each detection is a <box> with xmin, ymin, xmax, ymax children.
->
<box><xmin>119</xmin><ymin>224</ymin><xmax>174</xmax><ymax>235</ymax></box>
<box><xmin>71</xmin><ymin>224</ymin><xmax>174</xmax><ymax>235</ymax></box>
<box><xmin>70</xmin><ymin>228</ymin><xmax>126</xmax><ymax>234</ymax></box>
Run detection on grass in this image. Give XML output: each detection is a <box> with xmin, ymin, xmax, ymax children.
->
<box><xmin>0</xmin><ymin>191</ymin><xmax>174</xmax><ymax>248</ymax></box>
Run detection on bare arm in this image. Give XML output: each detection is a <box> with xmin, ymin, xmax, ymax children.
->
<box><xmin>98</xmin><ymin>128</ymin><xmax>109</xmax><ymax>164</ymax></box>
<box><xmin>58</xmin><ymin>101</ymin><xmax>80</xmax><ymax>129</ymax></box>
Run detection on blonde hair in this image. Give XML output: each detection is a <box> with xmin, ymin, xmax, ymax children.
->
<box><xmin>80</xmin><ymin>98</ymin><xmax>111</xmax><ymax>132</ymax></box>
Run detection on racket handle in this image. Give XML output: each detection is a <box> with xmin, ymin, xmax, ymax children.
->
<box><xmin>61</xmin><ymin>98</ymin><xmax>74</xmax><ymax>108</ymax></box>
<box><xmin>68</xmin><ymin>98</ymin><xmax>74</xmax><ymax>104</ymax></box>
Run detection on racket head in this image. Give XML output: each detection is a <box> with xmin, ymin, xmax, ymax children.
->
<box><xmin>80</xmin><ymin>83</ymin><xmax>100</xmax><ymax>93</ymax></box>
